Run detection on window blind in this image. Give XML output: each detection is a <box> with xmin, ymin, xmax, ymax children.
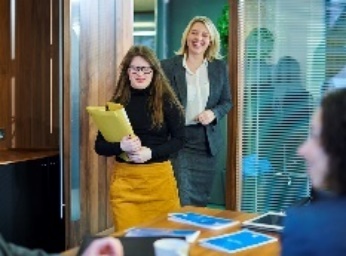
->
<box><xmin>237</xmin><ymin>0</ymin><xmax>346</xmax><ymax>213</ymax></box>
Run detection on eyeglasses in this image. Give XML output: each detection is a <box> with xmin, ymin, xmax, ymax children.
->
<box><xmin>128</xmin><ymin>65</ymin><xmax>153</xmax><ymax>74</ymax></box>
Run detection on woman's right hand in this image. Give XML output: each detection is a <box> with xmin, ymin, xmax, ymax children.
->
<box><xmin>82</xmin><ymin>237</ymin><xmax>124</xmax><ymax>256</ymax></box>
<box><xmin>120</xmin><ymin>135</ymin><xmax>141</xmax><ymax>153</ymax></box>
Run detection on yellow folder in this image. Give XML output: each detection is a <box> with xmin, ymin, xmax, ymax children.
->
<box><xmin>86</xmin><ymin>102</ymin><xmax>134</xmax><ymax>142</ymax></box>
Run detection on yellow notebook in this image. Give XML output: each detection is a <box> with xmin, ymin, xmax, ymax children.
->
<box><xmin>86</xmin><ymin>102</ymin><xmax>134</xmax><ymax>142</ymax></box>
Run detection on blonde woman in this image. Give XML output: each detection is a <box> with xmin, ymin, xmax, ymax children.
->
<box><xmin>95</xmin><ymin>45</ymin><xmax>184</xmax><ymax>231</ymax></box>
<box><xmin>161</xmin><ymin>16</ymin><xmax>232</xmax><ymax>207</ymax></box>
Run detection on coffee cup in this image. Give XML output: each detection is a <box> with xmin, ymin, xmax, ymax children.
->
<box><xmin>153</xmin><ymin>238</ymin><xmax>189</xmax><ymax>256</ymax></box>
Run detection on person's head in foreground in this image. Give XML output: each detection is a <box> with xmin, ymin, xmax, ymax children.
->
<box><xmin>298</xmin><ymin>88</ymin><xmax>346</xmax><ymax>195</ymax></box>
<box><xmin>281</xmin><ymin>88</ymin><xmax>346</xmax><ymax>256</ymax></box>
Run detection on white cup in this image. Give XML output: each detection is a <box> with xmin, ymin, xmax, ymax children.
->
<box><xmin>153</xmin><ymin>238</ymin><xmax>189</xmax><ymax>256</ymax></box>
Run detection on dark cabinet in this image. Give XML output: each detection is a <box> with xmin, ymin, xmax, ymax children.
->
<box><xmin>0</xmin><ymin>155</ymin><xmax>65</xmax><ymax>253</ymax></box>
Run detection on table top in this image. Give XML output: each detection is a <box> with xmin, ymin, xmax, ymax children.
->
<box><xmin>62</xmin><ymin>206</ymin><xmax>281</xmax><ymax>256</ymax></box>
<box><xmin>0</xmin><ymin>149</ymin><xmax>59</xmax><ymax>165</ymax></box>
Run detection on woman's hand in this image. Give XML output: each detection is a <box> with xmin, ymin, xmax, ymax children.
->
<box><xmin>128</xmin><ymin>146</ymin><xmax>152</xmax><ymax>163</ymax></box>
<box><xmin>197</xmin><ymin>110</ymin><xmax>215</xmax><ymax>125</ymax></box>
<box><xmin>120</xmin><ymin>135</ymin><xmax>141</xmax><ymax>153</ymax></box>
<box><xmin>82</xmin><ymin>237</ymin><xmax>124</xmax><ymax>256</ymax></box>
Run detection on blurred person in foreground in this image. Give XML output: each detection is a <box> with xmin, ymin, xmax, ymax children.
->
<box><xmin>0</xmin><ymin>235</ymin><xmax>123</xmax><ymax>256</ymax></box>
<box><xmin>281</xmin><ymin>88</ymin><xmax>346</xmax><ymax>256</ymax></box>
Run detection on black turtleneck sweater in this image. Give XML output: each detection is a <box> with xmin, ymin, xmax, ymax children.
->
<box><xmin>94</xmin><ymin>87</ymin><xmax>185</xmax><ymax>163</ymax></box>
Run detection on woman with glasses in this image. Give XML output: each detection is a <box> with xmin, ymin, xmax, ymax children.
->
<box><xmin>161</xmin><ymin>16</ymin><xmax>232</xmax><ymax>207</ymax></box>
<box><xmin>281</xmin><ymin>88</ymin><xmax>346</xmax><ymax>256</ymax></box>
<box><xmin>94</xmin><ymin>45</ymin><xmax>185</xmax><ymax>231</ymax></box>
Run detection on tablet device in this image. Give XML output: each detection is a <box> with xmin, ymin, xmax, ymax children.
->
<box><xmin>242</xmin><ymin>211</ymin><xmax>286</xmax><ymax>232</ymax></box>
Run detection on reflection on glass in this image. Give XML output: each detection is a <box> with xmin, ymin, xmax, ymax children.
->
<box><xmin>323</xmin><ymin>0</ymin><xmax>346</xmax><ymax>91</ymax></box>
<box><xmin>240</xmin><ymin>0</ymin><xmax>326</xmax><ymax>213</ymax></box>
<box><xmin>134</xmin><ymin>12</ymin><xmax>155</xmax><ymax>51</ymax></box>
<box><xmin>270</xmin><ymin>56</ymin><xmax>313</xmax><ymax>174</ymax></box>
<box><xmin>70</xmin><ymin>0</ymin><xmax>81</xmax><ymax>221</ymax></box>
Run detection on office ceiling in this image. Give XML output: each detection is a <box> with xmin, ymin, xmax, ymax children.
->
<box><xmin>134</xmin><ymin>0</ymin><xmax>155</xmax><ymax>12</ymax></box>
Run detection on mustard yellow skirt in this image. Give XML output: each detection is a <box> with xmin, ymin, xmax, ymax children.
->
<box><xmin>110</xmin><ymin>161</ymin><xmax>180</xmax><ymax>231</ymax></box>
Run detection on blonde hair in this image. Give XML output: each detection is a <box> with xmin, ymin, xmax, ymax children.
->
<box><xmin>175</xmin><ymin>16</ymin><xmax>222</xmax><ymax>61</ymax></box>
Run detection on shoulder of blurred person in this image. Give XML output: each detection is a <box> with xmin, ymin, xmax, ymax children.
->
<box><xmin>281</xmin><ymin>195</ymin><xmax>346</xmax><ymax>256</ymax></box>
<box><xmin>0</xmin><ymin>234</ymin><xmax>123</xmax><ymax>256</ymax></box>
<box><xmin>281</xmin><ymin>88</ymin><xmax>346</xmax><ymax>256</ymax></box>
<box><xmin>0</xmin><ymin>234</ymin><xmax>59</xmax><ymax>256</ymax></box>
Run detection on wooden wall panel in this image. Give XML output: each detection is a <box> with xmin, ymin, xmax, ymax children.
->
<box><xmin>63</xmin><ymin>0</ymin><xmax>72</xmax><ymax>247</ymax></box>
<box><xmin>0</xmin><ymin>0</ymin><xmax>11</xmax><ymax>149</ymax></box>
<box><xmin>14</xmin><ymin>0</ymin><xmax>59</xmax><ymax>149</ymax></box>
<box><xmin>97</xmin><ymin>0</ymin><xmax>117</xmax><ymax>229</ymax></box>
<box><xmin>51</xmin><ymin>0</ymin><xmax>60</xmax><ymax>147</ymax></box>
<box><xmin>64</xmin><ymin>0</ymin><xmax>133</xmax><ymax>248</ymax></box>
<box><xmin>79</xmin><ymin>0</ymin><xmax>100</xmax><ymax>238</ymax></box>
<box><xmin>115</xmin><ymin>1</ymin><xmax>134</xmax><ymax>70</ymax></box>
<box><xmin>226</xmin><ymin>0</ymin><xmax>239</xmax><ymax>210</ymax></box>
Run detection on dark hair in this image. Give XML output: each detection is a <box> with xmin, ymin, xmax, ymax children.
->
<box><xmin>245</xmin><ymin>27</ymin><xmax>274</xmax><ymax>60</ymax></box>
<box><xmin>111</xmin><ymin>45</ymin><xmax>183</xmax><ymax>128</ymax></box>
<box><xmin>274</xmin><ymin>56</ymin><xmax>302</xmax><ymax>84</ymax></box>
<box><xmin>321</xmin><ymin>88</ymin><xmax>346</xmax><ymax>195</ymax></box>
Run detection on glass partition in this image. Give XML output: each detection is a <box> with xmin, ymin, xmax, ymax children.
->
<box><xmin>238</xmin><ymin>0</ymin><xmax>328</xmax><ymax>213</ymax></box>
<box><xmin>69</xmin><ymin>0</ymin><xmax>81</xmax><ymax>221</ymax></box>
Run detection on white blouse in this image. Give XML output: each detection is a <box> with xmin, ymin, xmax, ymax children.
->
<box><xmin>183</xmin><ymin>56</ymin><xmax>210</xmax><ymax>125</ymax></box>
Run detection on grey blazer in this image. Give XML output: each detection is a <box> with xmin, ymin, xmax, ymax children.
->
<box><xmin>161</xmin><ymin>55</ymin><xmax>232</xmax><ymax>156</ymax></box>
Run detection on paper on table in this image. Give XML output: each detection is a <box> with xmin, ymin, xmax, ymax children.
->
<box><xmin>125</xmin><ymin>227</ymin><xmax>201</xmax><ymax>243</ymax></box>
<box><xmin>86</xmin><ymin>103</ymin><xmax>134</xmax><ymax>142</ymax></box>
<box><xmin>168</xmin><ymin>212</ymin><xmax>240</xmax><ymax>230</ymax></box>
<box><xmin>199</xmin><ymin>229</ymin><xmax>277</xmax><ymax>254</ymax></box>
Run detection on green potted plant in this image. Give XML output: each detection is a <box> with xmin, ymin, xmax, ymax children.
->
<box><xmin>217</xmin><ymin>4</ymin><xmax>229</xmax><ymax>54</ymax></box>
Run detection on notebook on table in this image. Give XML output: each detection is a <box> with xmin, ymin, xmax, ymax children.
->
<box><xmin>125</xmin><ymin>227</ymin><xmax>200</xmax><ymax>243</ymax></box>
<box><xmin>77</xmin><ymin>235</ymin><xmax>184</xmax><ymax>256</ymax></box>
<box><xmin>168</xmin><ymin>212</ymin><xmax>240</xmax><ymax>230</ymax></box>
<box><xmin>199</xmin><ymin>229</ymin><xmax>277</xmax><ymax>254</ymax></box>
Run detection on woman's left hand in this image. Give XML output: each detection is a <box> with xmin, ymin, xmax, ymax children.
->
<box><xmin>197</xmin><ymin>110</ymin><xmax>215</xmax><ymax>125</ymax></box>
<box><xmin>128</xmin><ymin>146</ymin><xmax>152</xmax><ymax>163</ymax></box>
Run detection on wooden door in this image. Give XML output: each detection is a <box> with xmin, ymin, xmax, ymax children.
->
<box><xmin>0</xmin><ymin>0</ymin><xmax>11</xmax><ymax>149</ymax></box>
<box><xmin>63</xmin><ymin>0</ymin><xmax>133</xmax><ymax>248</ymax></box>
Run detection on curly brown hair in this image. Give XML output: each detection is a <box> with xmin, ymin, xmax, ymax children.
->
<box><xmin>111</xmin><ymin>45</ymin><xmax>183</xmax><ymax>128</ymax></box>
<box><xmin>321</xmin><ymin>88</ymin><xmax>346</xmax><ymax>195</ymax></box>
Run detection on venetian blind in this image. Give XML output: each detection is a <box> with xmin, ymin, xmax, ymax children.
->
<box><xmin>237</xmin><ymin>0</ymin><xmax>346</xmax><ymax>213</ymax></box>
